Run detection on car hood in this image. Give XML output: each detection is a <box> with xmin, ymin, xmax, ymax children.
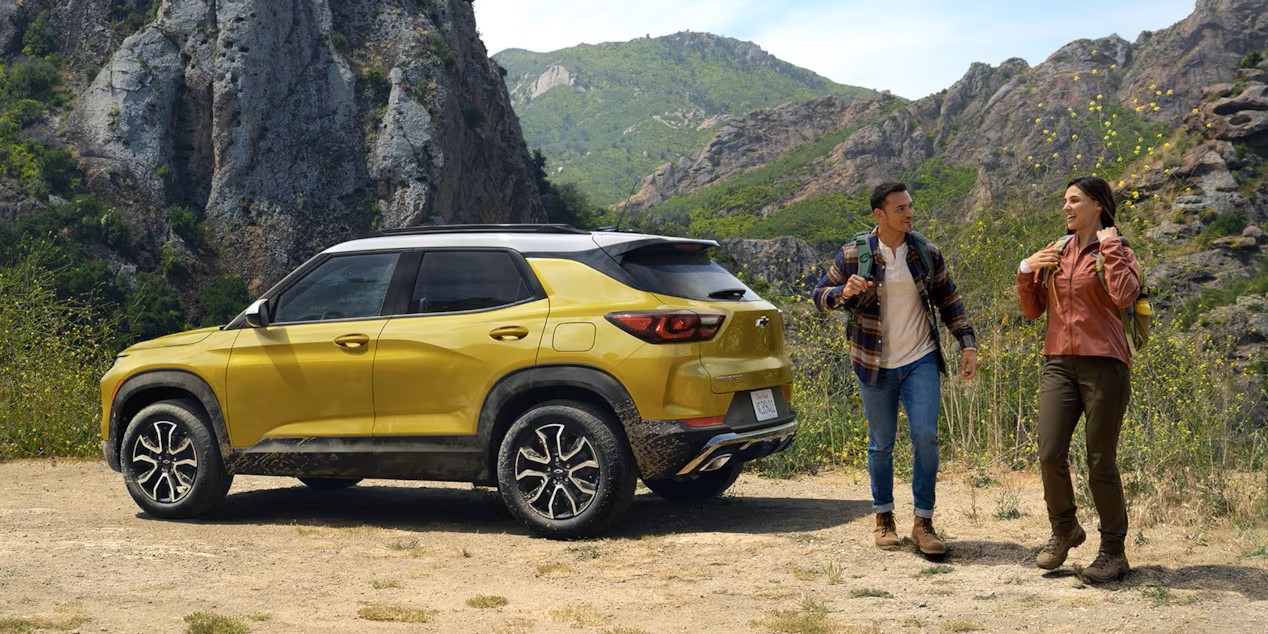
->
<box><xmin>122</xmin><ymin>326</ymin><xmax>221</xmax><ymax>353</ymax></box>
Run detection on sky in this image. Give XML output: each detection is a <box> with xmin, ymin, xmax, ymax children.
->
<box><xmin>473</xmin><ymin>0</ymin><xmax>1198</xmax><ymax>100</ymax></box>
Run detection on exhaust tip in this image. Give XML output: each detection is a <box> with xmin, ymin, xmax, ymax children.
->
<box><xmin>700</xmin><ymin>454</ymin><xmax>732</xmax><ymax>472</ymax></box>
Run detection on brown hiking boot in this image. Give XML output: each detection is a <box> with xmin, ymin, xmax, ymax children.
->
<box><xmin>873</xmin><ymin>512</ymin><xmax>901</xmax><ymax>550</ymax></box>
<box><xmin>911</xmin><ymin>517</ymin><xmax>946</xmax><ymax>555</ymax></box>
<box><xmin>1078</xmin><ymin>550</ymin><xmax>1130</xmax><ymax>584</ymax></box>
<box><xmin>1036</xmin><ymin>524</ymin><xmax>1087</xmax><ymax>570</ymax></box>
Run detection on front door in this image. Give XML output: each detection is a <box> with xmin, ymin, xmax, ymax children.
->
<box><xmin>225</xmin><ymin>252</ymin><xmax>400</xmax><ymax>447</ymax></box>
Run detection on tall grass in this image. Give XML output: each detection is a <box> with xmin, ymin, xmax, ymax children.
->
<box><xmin>0</xmin><ymin>243</ymin><xmax>118</xmax><ymax>460</ymax></box>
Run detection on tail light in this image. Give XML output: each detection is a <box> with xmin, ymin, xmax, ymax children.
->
<box><xmin>605</xmin><ymin>310</ymin><xmax>725</xmax><ymax>343</ymax></box>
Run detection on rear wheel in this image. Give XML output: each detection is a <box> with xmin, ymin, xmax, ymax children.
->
<box><xmin>496</xmin><ymin>401</ymin><xmax>635</xmax><ymax>538</ymax></box>
<box><xmin>644</xmin><ymin>460</ymin><xmax>743</xmax><ymax>502</ymax></box>
<box><xmin>121</xmin><ymin>399</ymin><xmax>232</xmax><ymax>519</ymax></box>
<box><xmin>298</xmin><ymin>477</ymin><xmax>362</xmax><ymax>491</ymax></box>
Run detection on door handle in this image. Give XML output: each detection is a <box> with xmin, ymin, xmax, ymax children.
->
<box><xmin>489</xmin><ymin>325</ymin><xmax>530</xmax><ymax>341</ymax></box>
<box><xmin>333</xmin><ymin>334</ymin><xmax>370</xmax><ymax>349</ymax></box>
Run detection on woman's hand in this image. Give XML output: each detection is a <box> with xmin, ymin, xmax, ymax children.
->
<box><xmin>1024</xmin><ymin>244</ymin><xmax>1060</xmax><ymax>271</ymax></box>
<box><xmin>1097</xmin><ymin>226</ymin><xmax>1120</xmax><ymax>241</ymax></box>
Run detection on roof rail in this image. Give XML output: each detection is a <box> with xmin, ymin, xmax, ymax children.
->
<box><xmin>370</xmin><ymin>223</ymin><xmax>589</xmax><ymax>236</ymax></box>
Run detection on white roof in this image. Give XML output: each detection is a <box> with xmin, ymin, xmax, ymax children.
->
<box><xmin>324</xmin><ymin>229</ymin><xmax>716</xmax><ymax>255</ymax></box>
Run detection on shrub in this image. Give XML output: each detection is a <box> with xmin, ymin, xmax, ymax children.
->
<box><xmin>198</xmin><ymin>276</ymin><xmax>250</xmax><ymax>326</ymax></box>
<box><xmin>165</xmin><ymin>205</ymin><xmax>203</xmax><ymax>246</ymax></box>
<box><xmin>2</xmin><ymin>57</ymin><xmax>63</xmax><ymax>105</ymax></box>
<box><xmin>0</xmin><ymin>243</ymin><xmax>119</xmax><ymax>460</ymax></box>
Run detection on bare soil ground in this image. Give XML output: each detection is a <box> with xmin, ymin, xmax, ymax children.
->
<box><xmin>1</xmin><ymin>459</ymin><xmax>1265</xmax><ymax>633</ymax></box>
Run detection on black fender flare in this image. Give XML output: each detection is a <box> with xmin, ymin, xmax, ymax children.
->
<box><xmin>109</xmin><ymin>370</ymin><xmax>232</xmax><ymax>469</ymax></box>
<box><xmin>474</xmin><ymin>364</ymin><xmax>643</xmax><ymax>482</ymax></box>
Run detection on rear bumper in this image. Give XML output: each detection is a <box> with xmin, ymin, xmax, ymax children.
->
<box><xmin>625</xmin><ymin>413</ymin><xmax>797</xmax><ymax>480</ymax></box>
<box><xmin>674</xmin><ymin>419</ymin><xmax>797</xmax><ymax>476</ymax></box>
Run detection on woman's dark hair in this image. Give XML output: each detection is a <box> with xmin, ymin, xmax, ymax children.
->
<box><xmin>1067</xmin><ymin>176</ymin><xmax>1116</xmax><ymax>228</ymax></box>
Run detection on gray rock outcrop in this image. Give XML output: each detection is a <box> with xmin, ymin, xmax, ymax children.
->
<box><xmin>32</xmin><ymin>0</ymin><xmax>546</xmax><ymax>288</ymax></box>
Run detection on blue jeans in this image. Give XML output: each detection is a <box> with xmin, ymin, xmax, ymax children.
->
<box><xmin>858</xmin><ymin>352</ymin><xmax>941</xmax><ymax>518</ymax></box>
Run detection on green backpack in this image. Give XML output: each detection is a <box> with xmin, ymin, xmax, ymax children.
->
<box><xmin>1052</xmin><ymin>235</ymin><xmax>1153</xmax><ymax>355</ymax></box>
<box><xmin>855</xmin><ymin>230</ymin><xmax>935</xmax><ymax>281</ymax></box>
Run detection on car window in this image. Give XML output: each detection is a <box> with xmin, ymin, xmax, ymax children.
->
<box><xmin>273</xmin><ymin>252</ymin><xmax>399</xmax><ymax>323</ymax></box>
<box><xmin>412</xmin><ymin>250</ymin><xmax>532</xmax><ymax>313</ymax></box>
<box><xmin>619</xmin><ymin>245</ymin><xmax>759</xmax><ymax>301</ymax></box>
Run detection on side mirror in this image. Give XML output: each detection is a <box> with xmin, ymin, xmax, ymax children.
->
<box><xmin>244</xmin><ymin>298</ymin><xmax>271</xmax><ymax>328</ymax></box>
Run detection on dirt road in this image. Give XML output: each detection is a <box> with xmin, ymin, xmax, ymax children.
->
<box><xmin>1</xmin><ymin>459</ymin><xmax>1264</xmax><ymax>633</ymax></box>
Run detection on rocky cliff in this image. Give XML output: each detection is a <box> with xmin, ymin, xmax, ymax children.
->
<box><xmin>2</xmin><ymin>0</ymin><xmax>544</xmax><ymax>289</ymax></box>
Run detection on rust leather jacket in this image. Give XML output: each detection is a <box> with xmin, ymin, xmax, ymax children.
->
<box><xmin>1016</xmin><ymin>235</ymin><xmax>1141</xmax><ymax>368</ymax></box>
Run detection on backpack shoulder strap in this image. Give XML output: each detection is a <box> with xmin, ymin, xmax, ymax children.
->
<box><xmin>908</xmin><ymin>230</ymin><xmax>935</xmax><ymax>277</ymax></box>
<box><xmin>854</xmin><ymin>232</ymin><xmax>873</xmax><ymax>280</ymax></box>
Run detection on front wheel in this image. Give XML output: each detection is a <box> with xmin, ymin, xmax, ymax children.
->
<box><xmin>644</xmin><ymin>460</ymin><xmax>743</xmax><ymax>502</ymax></box>
<box><xmin>496</xmin><ymin>401</ymin><xmax>635</xmax><ymax>539</ymax></box>
<box><xmin>120</xmin><ymin>399</ymin><xmax>232</xmax><ymax>519</ymax></box>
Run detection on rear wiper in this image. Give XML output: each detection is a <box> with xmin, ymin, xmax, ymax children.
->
<box><xmin>708</xmin><ymin>288</ymin><xmax>747</xmax><ymax>300</ymax></box>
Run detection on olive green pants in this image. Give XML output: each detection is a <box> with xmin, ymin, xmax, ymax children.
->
<box><xmin>1036</xmin><ymin>355</ymin><xmax>1130</xmax><ymax>554</ymax></box>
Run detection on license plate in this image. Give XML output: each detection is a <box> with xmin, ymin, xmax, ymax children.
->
<box><xmin>750</xmin><ymin>389</ymin><xmax>778</xmax><ymax>421</ymax></box>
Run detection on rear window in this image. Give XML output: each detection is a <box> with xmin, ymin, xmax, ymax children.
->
<box><xmin>618</xmin><ymin>245</ymin><xmax>759</xmax><ymax>301</ymax></box>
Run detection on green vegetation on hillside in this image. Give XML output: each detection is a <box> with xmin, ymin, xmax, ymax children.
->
<box><xmin>496</xmin><ymin>34</ymin><xmax>880</xmax><ymax>205</ymax></box>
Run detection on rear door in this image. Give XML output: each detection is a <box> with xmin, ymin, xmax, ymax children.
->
<box><xmin>372</xmin><ymin>249</ymin><xmax>549</xmax><ymax>437</ymax></box>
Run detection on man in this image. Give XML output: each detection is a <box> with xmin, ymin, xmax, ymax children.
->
<box><xmin>812</xmin><ymin>181</ymin><xmax>979</xmax><ymax>555</ymax></box>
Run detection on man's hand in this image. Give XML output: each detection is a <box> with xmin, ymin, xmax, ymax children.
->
<box><xmin>839</xmin><ymin>274</ymin><xmax>875</xmax><ymax>300</ymax></box>
<box><xmin>961</xmin><ymin>348</ymin><xmax>980</xmax><ymax>380</ymax></box>
<box><xmin>1096</xmin><ymin>226</ymin><xmax>1120</xmax><ymax>242</ymax></box>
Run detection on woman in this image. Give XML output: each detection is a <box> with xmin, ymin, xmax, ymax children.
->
<box><xmin>1016</xmin><ymin>176</ymin><xmax>1141</xmax><ymax>583</ymax></box>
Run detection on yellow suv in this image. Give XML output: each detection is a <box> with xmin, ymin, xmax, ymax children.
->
<box><xmin>100</xmin><ymin>225</ymin><xmax>797</xmax><ymax>537</ymax></box>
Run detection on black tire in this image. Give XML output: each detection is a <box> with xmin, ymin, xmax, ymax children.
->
<box><xmin>496</xmin><ymin>400</ymin><xmax>636</xmax><ymax>539</ymax></box>
<box><xmin>644</xmin><ymin>460</ymin><xmax>743</xmax><ymax>502</ymax></box>
<box><xmin>120</xmin><ymin>399</ymin><xmax>232</xmax><ymax>519</ymax></box>
<box><xmin>298</xmin><ymin>477</ymin><xmax>362</xmax><ymax>491</ymax></box>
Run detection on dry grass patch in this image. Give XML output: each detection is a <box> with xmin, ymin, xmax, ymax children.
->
<box><xmin>183</xmin><ymin>612</ymin><xmax>249</xmax><ymax>634</ymax></box>
<box><xmin>386</xmin><ymin>539</ymin><xmax>431</xmax><ymax>557</ymax></box>
<box><xmin>0</xmin><ymin>612</ymin><xmax>90</xmax><ymax>633</ymax></box>
<box><xmin>536</xmin><ymin>562</ymin><xmax>575</xmax><ymax>577</ymax></box>
<box><xmin>466</xmin><ymin>595</ymin><xmax>509</xmax><ymax>609</ymax></box>
<box><xmin>919</xmin><ymin>565</ymin><xmax>954</xmax><ymax>576</ymax></box>
<box><xmin>358</xmin><ymin>604</ymin><xmax>435</xmax><ymax>623</ymax></box>
<box><xmin>942</xmin><ymin>621</ymin><xmax>984</xmax><ymax>632</ymax></box>
<box><xmin>601</xmin><ymin>628</ymin><xmax>651</xmax><ymax>634</ymax></box>
<box><xmin>494</xmin><ymin>618</ymin><xmax>534</xmax><ymax>634</ymax></box>
<box><xmin>550</xmin><ymin>604</ymin><xmax>611</xmax><ymax>627</ymax></box>
<box><xmin>566</xmin><ymin>545</ymin><xmax>601</xmax><ymax>560</ymax></box>
<box><xmin>370</xmin><ymin>579</ymin><xmax>401</xmax><ymax>589</ymax></box>
<box><xmin>751</xmin><ymin>604</ymin><xmax>878</xmax><ymax>634</ymax></box>
<box><xmin>849</xmin><ymin>588</ymin><xmax>892</xmax><ymax>599</ymax></box>
<box><xmin>293</xmin><ymin>526</ymin><xmax>320</xmax><ymax>536</ymax></box>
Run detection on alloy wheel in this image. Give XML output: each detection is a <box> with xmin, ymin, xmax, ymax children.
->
<box><xmin>513</xmin><ymin>423</ymin><xmax>600</xmax><ymax>520</ymax></box>
<box><xmin>129</xmin><ymin>420</ymin><xmax>199</xmax><ymax>504</ymax></box>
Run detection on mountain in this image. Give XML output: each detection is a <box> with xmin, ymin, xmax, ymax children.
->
<box><xmin>0</xmin><ymin>0</ymin><xmax>544</xmax><ymax>333</ymax></box>
<box><xmin>623</xmin><ymin>0</ymin><xmax>1268</xmax><ymax>380</ymax></box>
<box><xmin>494</xmin><ymin>31</ymin><xmax>881</xmax><ymax>206</ymax></box>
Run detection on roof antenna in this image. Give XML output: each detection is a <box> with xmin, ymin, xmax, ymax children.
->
<box><xmin>604</xmin><ymin>175</ymin><xmax>642</xmax><ymax>232</ymax></box>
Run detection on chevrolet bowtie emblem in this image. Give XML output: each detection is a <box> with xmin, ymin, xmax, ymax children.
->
<box><xmin>755</xmin><ymin>316</ymin><xmax>770</xmax><ymax>328</ymax></box>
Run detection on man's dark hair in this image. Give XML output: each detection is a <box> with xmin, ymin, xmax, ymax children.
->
<box><xmin>1066</xmin><ymin>176</ymin><xmax>1116</xmax><ymax>228</ymax></box>
<box><xmin>870</xmin><ymin>181</ymin><xmax>908</xmax><ymax>212</ymax></box>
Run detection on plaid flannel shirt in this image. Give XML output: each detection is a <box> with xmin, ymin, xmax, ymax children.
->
<box><xmin>811</xmin><ymin>229</ymin><xmax>977</xmax><ymax>386</ymax></box>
